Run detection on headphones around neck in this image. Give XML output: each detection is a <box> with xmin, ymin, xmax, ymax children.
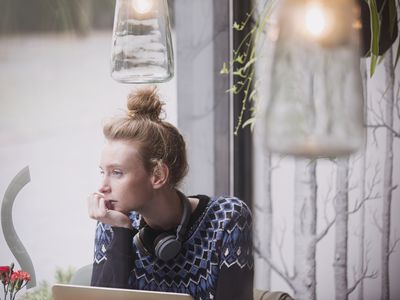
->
<box><xmin>133</xmin><ymin>190</ymin><xmax>191</xmax><ymax>261</ymax></box>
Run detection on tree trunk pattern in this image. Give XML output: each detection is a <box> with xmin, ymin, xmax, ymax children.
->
<box><xmin>262</xmin><ymin>152</ymin><xmax>272</xmax><ymax>288</ymax></box>
<box><xmin>381</xmin><ymin>47</ymin><xmax>394</xmax><ymax>300</ymax></box>
<box><xmin>357</xmin><ymin>60</ymin><xmax>368</xmax><ymax>300</ymax></box>
<box><xmin>293</xmin><ymin>159</ymin><xmax>317</xmax><ymax>300</ymax></box>
<box><xmin>334</xmin><ymin>157</ymin><xmax>349</xmax><ymax>300</ymax></box>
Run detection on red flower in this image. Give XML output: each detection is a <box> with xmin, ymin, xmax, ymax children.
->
<box><xmin>10</xmin><ymin>271</ymin><xmax>31</xmax><ymax>282</ymax></box>
<box><xmin>7</xmin><ymin>269</ymin><xmax>31</xmax><ymax>296</ymax></box>
<box><xmin>1</xmin><ymin>263</ymin><xmax>31</xmax><ymax>300</ymax></box>
<box><xmin>10</xmin><ymin>273</ymin><xmax>18</xmax><ymax>282</ymax></box>
<box><xmin>0</xmin><ymin>265</ymin><xmax>11</xmax><ymax>284</ymax></box>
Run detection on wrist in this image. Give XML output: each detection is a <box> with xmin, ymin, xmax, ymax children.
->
<box><xmin>118</xmin><ymin>221</ymin><xmax>133</xmax><ymax>230</ymax></box>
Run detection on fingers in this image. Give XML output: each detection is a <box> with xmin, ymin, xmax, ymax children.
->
<box><xmin>87</xmin><ymin>193</ymin><xmax>132</xmax><ymax>229</ymax></box>
<box><xmin>87</xmin><ymin>192</ymin><xmax>108</xmax><ymax>220</ymax></box>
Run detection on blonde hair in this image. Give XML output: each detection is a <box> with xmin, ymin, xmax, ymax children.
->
<box><xmin>103</xmin><ymin>87</ymin><xmax>188</xmax><ymax>187</ymax></box>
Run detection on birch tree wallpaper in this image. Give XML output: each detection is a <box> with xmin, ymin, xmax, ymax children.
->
<box><xmin>252</xmin><ymin>4</ymin><xmax>400</xmax><ymax>299</ymax></box>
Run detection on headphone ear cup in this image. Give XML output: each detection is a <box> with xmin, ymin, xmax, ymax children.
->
<box><xmin>154</xmin><ymin>232</ymin><xmax>182</xmax><ymax>262</ymax></box>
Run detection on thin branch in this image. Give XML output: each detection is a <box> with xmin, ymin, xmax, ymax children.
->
<box><xmin>376</xmin><ymin>89</ymin><xmax>386</xmax><ymax>121</ymax></box>
<box><xmin>372</xmin><ymin>209</ymin><xmax>383</xmax><ymax>233</ymax></box>
<box><xmin>368</xmin><ymin>162</ymin><xmax>381</xmax><ymax>190</ymax></box>
<box><xmin>379</xmin><ymin>85</ymin><xmax>390</xmax><ymax>111</ymax></box>
<box><xmin>388</xmin><ymin>236</ymin><xmax>400</xmax><ymax>257</ymax></box>
<box><xmin>352</xmin><ymin>265</ymin><xmax>358</xmax><ymax>283</ymax></box>
<box><xmin>348</xmin><ymin>194</ymin><xmax>380</xmax><ymax>214</ymax></box>
<box><xmin>366</xmin><ymin>82</ymin><xmax>400</xmax><ymax>141</ymax></box>
<box><xmin>349</xmin><ymin>165</ymin><xmax>380</xmax><ymax>213</ymax></box>
<box><xmin>323</xmin><ymin>189</ymin><xmax>334</xmax><ymax>225</ymax></box>
<box><xmin>365</xmin><ymin>88</ymin><xmax>386</xmax><ymax>144</ymax></box>
<box><xmin>270</xmin><ymin>154</ymin><xmax>286</xmax><ymax>171</ymax></box>
<box><xmin>316</xmin><ymin>216</ymin><xmax>336</xmax><ymax>242</ymax></box>
<box><xmin>395</xmin><ymin>81</ymin><xmax>400</xmax><ymax>120</ymax></box>
<box><xmin>277</xmin><ymin>223</ymin><xmax>290</xmax><ymax>279</ymax></box>
<box><xmin>369</xmin><ymin>123</ymin><xmax>380</xmax><ymax>146</ymax></box>
<box><xmin>253</xmin><ymin>246</ymin><xmax>295</xmax><ymax>290</ymax></box>
<box><xmin>347</xmin><ymin>265</ymin><xmax>378</xmax><ymax>295</ymax></box>
<box><xmin>321</xmin><ymin>164</ymin><xmax>336</xmax><ymax>225</ymax></box>
<box><xmin>366</xmin><ymin>124</ymin><xmax>400</xmax><ymax>137</ymax></box>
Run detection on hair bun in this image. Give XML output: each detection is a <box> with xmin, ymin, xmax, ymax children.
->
<box><xmin>127</xmin><ymin>87</ymin><xmax>164</xmax><ymax>121</ymax></box>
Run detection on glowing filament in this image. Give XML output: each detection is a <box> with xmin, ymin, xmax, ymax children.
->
<box><xmin>131</xmin><ymin>0</ymin><xmax>154</xmax><ymax>15</ymax></box>
<box><xmin>304</xmin><ymin>4</ymin><xmax>327</xmax><ymax>37</ymax></box>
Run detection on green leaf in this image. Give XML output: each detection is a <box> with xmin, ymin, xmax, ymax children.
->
<box><xmin>370</xmin><ymin>53</ymin><xmax>378</xmax><ymax>77</ymax></box>
<box><xmin>368</xmin><ymin>0</ymin><xmax>380</xmax><ymax>56</ymax></box>
<box><xmin>220</xmin><ymin>62</ymin><xmax>229</xmax><ymax>74</ymax></box>
<box><xmin>226</xmin><ymin>85</ymin><xmax>238</xmax><ymax>94</ymax></box>
<box><xmin>249</xmin><ymin>89</ymin><xmax>257</xmax><ymax>102</ymax></box>
<box><xmin>243</xmin><ymin>57</ymin><xmax>256</xmax><ymax>71</ymax></box>
<box><xmin>242</xmin><ymin>117</ymin><xmax>256</xmax><ymax>131</ymax></box>
<box><xmin>235</xmin><ymin>54</ymin><xmax>245</xmax><ymax>64</ymax></box>
<box><xmin>233</xmin><ymin>21</ymin><xmax>244</xmax><ymax>31</ymax></box>
<box><xmin>221</xmin><ymin>0</ymin><xmax>277</xmax><ymax>134</ymax></box>
<box><xmin>368</xmin><ymin>0</ymin><xmax>380</xmax><ymax>76</ymax></box>
<box><xmin>233</xmin><ymin>68</ymin><xmax>246</xmax><ymax>78</ymax></box>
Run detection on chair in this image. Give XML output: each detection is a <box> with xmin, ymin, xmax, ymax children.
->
<box><xmin>254</xmin><ymin>289</ymin><xmax>293</xmax><ymax>300</ymax></box>
<box><xmin>69</xmin><ymin>264</ymin><xmax>93</xmax><ymax>286</ymax></box>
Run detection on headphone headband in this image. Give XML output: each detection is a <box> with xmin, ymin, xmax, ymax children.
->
<box><xmin>175</xmin><ymin>190</ymin><xmax>191</xmax><ymax>241</ymax></box>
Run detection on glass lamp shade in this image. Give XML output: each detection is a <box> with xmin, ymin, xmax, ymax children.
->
<box><xmin>264</xmin><ymin>0</ymin><xmax>364</xmax><ymax>157</ymax></box>
<box><xmin>110</xmin><ymin>0</ymin><xmax>174</xmax><ymax>83</ymax></box>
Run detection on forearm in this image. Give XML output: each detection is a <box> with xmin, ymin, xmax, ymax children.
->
<box><xmin>91</xmin><ymin>227</ymin><xmax>137</xmax><ymax>288</ymax></box>
<box><xmin>215</xmin><ymin>264</ymin><xmax>253</xmax><ymax>300</ymax></box>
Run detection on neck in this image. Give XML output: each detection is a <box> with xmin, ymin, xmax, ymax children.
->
<box><xmin>141</xmin><ymin>188</ymin><xmax>182</xmax><ymax>231</ymax></box>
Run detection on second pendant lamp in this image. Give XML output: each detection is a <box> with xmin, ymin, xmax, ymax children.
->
<box><xmin>264</xmin><ymin>0</ymin><xmax>365</xmax><ymax>157</ymax></box>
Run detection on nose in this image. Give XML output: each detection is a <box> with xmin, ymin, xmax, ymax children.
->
<box><xmin>98</xmin><ymin>177</ymin><xmax>111</xmax><ymax>194</ymax></box>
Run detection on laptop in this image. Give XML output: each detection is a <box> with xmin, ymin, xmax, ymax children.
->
<box><xmin>52</xmin><ymin>284</ymin><xmax>194</xmax><ymax>300</ymax></box>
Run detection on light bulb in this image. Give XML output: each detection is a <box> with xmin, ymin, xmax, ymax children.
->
<box><xmin>131</xmin><ymin>0</ymin><xmax>154</xmax><ymax>15</ymax></box>
<box><xmin>304</xmin><ymin>3</ymin><xmax>327</xmax><ymax>37</ymax></box>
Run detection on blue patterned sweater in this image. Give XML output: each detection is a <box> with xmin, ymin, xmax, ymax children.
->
<box><xmin>91</xmin><ymin>195</ymin><xmax>253</xmax><ymax>300</ymax></box>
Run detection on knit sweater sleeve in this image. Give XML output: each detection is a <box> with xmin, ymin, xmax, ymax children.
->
<box><xmin>90</xmin><ymin>224</ymin><xmax>137</xmax><ymax>288</ymax></box>
<box><xmin>215</xmin><ymin>199</ymin><xmax>254</xmax><ymax>300</ymax></box>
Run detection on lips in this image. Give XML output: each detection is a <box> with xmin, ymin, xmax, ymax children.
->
<box><xmin>105</xmin><ymin>199</ymin><xmax>117</xmax><ymax>210</ymax></box>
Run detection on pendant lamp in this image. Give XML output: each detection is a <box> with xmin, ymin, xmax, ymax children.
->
<box><xmin>110</xmin><ymin>0</ymin><xmax>174</xmax><ymax>83</ymax></box>
<box><xmin>264</xmin><ymin>0</ymin><xmax>364</xmax><ymax>157</ymax></box>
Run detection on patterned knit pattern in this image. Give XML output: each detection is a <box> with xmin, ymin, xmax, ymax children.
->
<box><xmin>93</xmin><ymin>196</ymin><xmax>253</xmax><ymax>300</ymax></box>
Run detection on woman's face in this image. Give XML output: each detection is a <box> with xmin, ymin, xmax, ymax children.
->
<box><xmin>98</xmin><ymin>139</ymin><xmax>154</xmax><ymax>214</ymax></box>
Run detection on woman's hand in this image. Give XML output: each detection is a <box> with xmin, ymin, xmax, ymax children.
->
<box><xmin>87</xmin><ymin>192</ymin><xmax>133</xmax><ymax>229</ymax></box>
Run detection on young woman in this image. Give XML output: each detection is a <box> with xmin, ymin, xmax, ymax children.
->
<box><xmin>87</xmin><ymin>87</ymin><xmax>253</xmax><ymax>300</ymax></box>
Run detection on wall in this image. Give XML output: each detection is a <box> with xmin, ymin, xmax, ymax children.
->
<box><xmin>0</xmin><ymin>31</ymin><xmax>177</xmax><ymax>284</ymax></box>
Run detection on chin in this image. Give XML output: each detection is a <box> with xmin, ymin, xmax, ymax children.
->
<box><xmin>128</xmin><ymin>204</ymin><xmax>145</xmax><ymax>214</ymax></box>
<box><xmin>115</xmin><ymin>207</ymin><xmax>130</xmax><ymax>214</ymax></box>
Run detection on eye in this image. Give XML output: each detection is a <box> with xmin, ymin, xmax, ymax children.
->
<box><xmin>99</xmin><ymin>169</ymin><xmax>105</xmax><ymax>176</ymax></box>
<box><xmin>112</xmin><ymin>169</ymin><xmax>123</xmax><ymax>177</ymax></box>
